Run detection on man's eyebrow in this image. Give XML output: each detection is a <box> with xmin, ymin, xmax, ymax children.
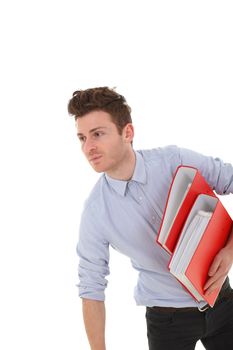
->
<box><xmin>77</xmin><ymin>127</ymin><xmax>107</xmax><ymax>136</ymax></box>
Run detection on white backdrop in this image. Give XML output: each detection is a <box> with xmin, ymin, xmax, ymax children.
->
<box><xmin>0</xmin><ymin>1</ymin><xmax>233</xmax><ymax>349</ymax></box>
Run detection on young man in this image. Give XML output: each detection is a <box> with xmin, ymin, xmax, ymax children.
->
<box><xmin>68</xmin><ymin>87</ymin><xmax>233</xmax><ymax>350</ymax></box>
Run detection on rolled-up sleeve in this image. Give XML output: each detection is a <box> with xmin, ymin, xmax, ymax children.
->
<box><xmin>76</xmin><ymin>204</ymin><xmax>110</xmax><ymax>301</ymax></box>
<box><xmin>178</xmin><ymin>147</ymin><xmax>233</xmax><ymax>195</ymax></box>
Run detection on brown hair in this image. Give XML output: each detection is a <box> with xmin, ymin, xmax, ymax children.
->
<box><xmin>67</xmin><ymin>87</ymin><xmax>132</xmax><ymax>134</ymax></box>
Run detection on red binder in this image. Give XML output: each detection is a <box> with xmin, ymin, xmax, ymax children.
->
<box><xmin>168</xmin><ymin>194</ymin><xmax>232</xmax><ymax>306</ymax></box>
<box><xmin>156</xmin><ymin>166</ymin><xmax>233</xmax><ymax>307</ymax></box>
<box><xmin>157</xmin><ymin>166</ymin><xmax>215</xmax><ymax>254</ymax></box>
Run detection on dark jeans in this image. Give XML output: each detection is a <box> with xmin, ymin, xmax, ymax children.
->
<box><xmin>146</xmin><ymin>278</ymin><xmax>233</xmax><ymax>350</ymax></box>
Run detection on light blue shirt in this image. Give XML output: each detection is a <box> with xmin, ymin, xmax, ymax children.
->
<box><xmin>77</xmin><ymin>145</ymin><xmax>233</xmax><ymax>308</ymax></box>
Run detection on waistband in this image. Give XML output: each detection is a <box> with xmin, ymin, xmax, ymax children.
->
<box><xmin>148</xmin><ymin>277</ymin><xmax>233</xmax><ymax>313</ymax></box>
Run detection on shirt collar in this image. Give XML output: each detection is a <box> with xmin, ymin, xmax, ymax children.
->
<box><xmin>104</xmin><ymin>151</ymin><xmax>147</xmax><ymax>196</ymax></box>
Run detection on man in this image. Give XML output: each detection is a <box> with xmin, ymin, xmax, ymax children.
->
<box><xmin>68</xmin><ymin>87</ymin><xmax>233</xmax><ymax>350</ymax></box>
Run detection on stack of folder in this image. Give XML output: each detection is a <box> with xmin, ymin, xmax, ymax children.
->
<box><xmin>157</xmin><ymin>166</ymin><xmax>233</xmax><ymax>307</ymax></box>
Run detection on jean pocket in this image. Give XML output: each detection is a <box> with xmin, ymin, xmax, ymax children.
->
<box><xmin>146</xmin><ymin>308</ymin><xmax>174</xmax><ymax>329</ymax></box>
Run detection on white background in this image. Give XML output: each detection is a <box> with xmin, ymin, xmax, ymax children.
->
<box><xmin>0</xmin><ymin>1</ymin><xmax>233</xmax><ymax>349</ymax></box>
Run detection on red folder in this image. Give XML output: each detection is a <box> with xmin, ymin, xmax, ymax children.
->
<box><xmin>157</xmin><ymin>166</ymin><xmax>216</xmax><ymax>254</ymax></box>
<box><xmin>156</xmin><ymin>166</ymin><xmax>233</xmax><ymax>307</ymax></box>
<box><xmin>168</xmin><ymin>194</ymin><xmax>232</xmax><ymax>306</ymax></box>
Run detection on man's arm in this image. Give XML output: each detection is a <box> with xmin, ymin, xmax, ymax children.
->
<box><xmin>204</xmin><ymin>225</ymin><xmax>233</xmax><ymax>295</ymax></box>
<box><xmin>77</xmin><ymin>205</ymin><xmax>110</xmax><ymax>349</ymax></box>
<box><xmin>82</xmin><ymin>299</ymin><xmax>106</xmax><ymax>350</ymax></box>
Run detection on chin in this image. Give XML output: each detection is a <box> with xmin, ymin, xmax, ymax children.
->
<box><xmin>90</xmin><ymin>160</ymin><xmax>112</xmax><ymax>174</ymax></box>
<box><xmin>93</xmin><ymin>168</ymin><xmax>104</xmax><ymax>173</ymax></box>
<box><xmin>91</xmin><ymin>164</ymin><xmax>105</xmax><ymax>173</ymax></box>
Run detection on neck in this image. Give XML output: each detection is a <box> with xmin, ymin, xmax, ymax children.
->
<box><xmin>106</xmin><ymin>149</ymin><xmax>136</xmax><ymax>181</ymax></box>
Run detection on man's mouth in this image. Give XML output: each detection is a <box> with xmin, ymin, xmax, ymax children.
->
<box><xmin>89</xmin><ymin>155</ymin><xmax>102</xmax><ymax>162</ymax></box>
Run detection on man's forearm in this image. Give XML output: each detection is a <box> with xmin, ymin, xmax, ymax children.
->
<box><xmin>82</xmin><ymin>299</ymin><xmax>106</xmax><ymax>350</ymax></box>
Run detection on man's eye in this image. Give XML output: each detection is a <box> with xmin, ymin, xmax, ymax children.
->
<box><xmin>94</xmin><ymin>132</ymin><xmax>103</xmax><ymax>137</ymax></box>
<box><xmin>78</xmin><ymin>136</ymin><xmax>86</xmax><ymax>142</ymax></box>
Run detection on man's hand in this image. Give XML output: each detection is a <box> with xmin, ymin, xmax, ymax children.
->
<box><xmin>204</xmin><ymin>246</ymin><xmax>233</xmax><ymax>295</ymax></box>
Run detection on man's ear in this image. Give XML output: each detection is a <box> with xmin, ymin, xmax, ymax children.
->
<box><xmin>124</xmin><ymin>123</ymin><xmax>134</xmax><ymax>143</ymax></box>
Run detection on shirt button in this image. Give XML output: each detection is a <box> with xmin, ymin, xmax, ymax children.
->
<box><xmin>139</xmin><ymin>196</ymin><xmax>142</xmax><ymax>201</ymax></box>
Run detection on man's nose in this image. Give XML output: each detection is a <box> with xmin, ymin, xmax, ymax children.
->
<box><xmin>83</xmin><ymin>138</ymin><xmax>97</xmax><ymax>154</ymax></box>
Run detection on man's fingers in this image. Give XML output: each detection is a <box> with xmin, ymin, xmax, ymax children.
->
<box><xmin>204</xmin><ymin>276</ymin><xmax>226</xmax><ymax>296</ymax></box>
<box><xmin>208</xmin><ymin>254</ymin><xmax>222</xmax><ymax>277</ymax></box>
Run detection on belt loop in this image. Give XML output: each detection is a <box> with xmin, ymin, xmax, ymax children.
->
<box><xmin>197</xmin><ymin>303</ymin><xmax>210</xmax><ymax>312</ymax></box>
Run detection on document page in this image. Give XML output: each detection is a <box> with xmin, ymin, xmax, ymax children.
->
<box><xmin>170</xmin><ymin>210</ymin><xmax>213</xmax><ymax>274</ymax></box>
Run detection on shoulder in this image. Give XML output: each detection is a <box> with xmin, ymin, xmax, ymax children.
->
<box><xmin>137</xmin><ymin>145</ymin><xmax>180</xmax><ymax>165</ymax></box>
<box><xmin>82</xmin><ymin>174</ymin><xmax>106</xmax><ymax>213</ymax></box>
<box><xmin>81</xmin><ymin>173</ymin><xmax>114</xmax><ymax>226</ymax></box>
<box><xmin>79</xmin><ymin>175</ymin><xmax>111</xmax><ymax>242</ymax></box>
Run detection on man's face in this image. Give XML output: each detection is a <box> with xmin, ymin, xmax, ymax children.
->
<box><xmin>76</xmin><ymin>110</ymin><xmax>133</xmax><ymax>174</ymax></box>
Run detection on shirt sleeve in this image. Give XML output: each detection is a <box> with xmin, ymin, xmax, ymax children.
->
<box><xmin>178</xmin><ymin>147</ymin><xmax>233</xmax><ymax>195</ymax></box>
<box><xmin>76</xmin><ymin>203</ymin><xmax>110</xmax><ymax>301</ymax></box>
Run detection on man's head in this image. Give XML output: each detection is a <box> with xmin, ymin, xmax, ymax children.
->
<box><xmin>68</xmin><ymin>87</ymin><xmax>135</xmax><ymax>178</ymax></box>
